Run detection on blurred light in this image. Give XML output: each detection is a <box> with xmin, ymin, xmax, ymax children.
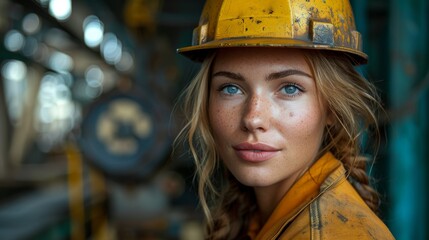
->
<box><xmin>101</xmin><ymin>33</ymin><xmax>122</xmax><ymax>65</ymax></box>
<box><xmin>2</xmin><ymin>60</ymin><xmax>27</xmax><ymax>82</ymax></box>
<box><xmin>115</xmin><ymin>51</ymin><xmax>134</xmax><ymax>72</ymax></box>
<box><xmin>38</xmin><ymin>104</ymin><xmax>54</xmax><ymax>124</ymax></box>
<box><xmin>49</xmin><ymin>0</ymin><xmax>72</xmax><ymax>21</ymax></box>
<box><xmin>72</xmin><ymin>78</ymin><xmax>103</xmax><ymax>101</ymax></box>
<box><xmin>54</xmin><ymin>84</ymin><xmax>71</xmax><ymax>104</ymax></box>
<box><xmin>4</xmin><ymin>30</ymin><xmax>25</xmax><ymax>52</ymax></box>
<box><xmin>83</xmin><ymin>15</ymin><xmax>104</xmax><ymax>48</ymax></box>
<box><xmin>36</xmin><ymin>0</ymin><xmax>49</xmax><ymax>7</ymax></box>
<box><xmin>60</xmin><ymin>71</ymin><xmax>74</xmax><ymax>87</ymax></box>
<box><xmin>85</xmin><ymin>65</ymin><xmax>104</xmax><ymax>88</ymax></box>
<box><xmin>55</xmin><ymin>100</ymin><xmax>74</xmax><ymax>120</ymax></box>
<box><xmin>23</xmin><ymin>13</ymin><xmax>41</xmax><ymax>34</ymax></box>
<box><xmin>37</xmin><ymin>73</ymin><xmax>72</xmax><ymax>122</ymax></box>
<box><xmin>6</xmin><ymin>100</ymin><xmax>24</xmax><ymax>124</ymax></box>
<box><xmin>48</xmin><ymin>51</ymin><xmax>73</xmax><ymax>72</ymax></box>
<box><xmin>22</xmin><ymin>37</ymin><xmax>39</xmax><ymax>57</ymax></box>
<box><xmin>35</xmin><ymin>71</ymin><xmax>79</xmax><ymax>151</ymax></box>
<box><xmin>39</xmin><ymin>74</ymin><xmax>60</xmax><ymax>103</ymax></box>
<box><xmin>2</xmin><ymin>60</ymin><xmax>28</xmax><ymax>123</ymax></box>
<box><xmin>85</xmin><ymin>84</ymin><xmax>103</xmax><ymax>99</ymax></box>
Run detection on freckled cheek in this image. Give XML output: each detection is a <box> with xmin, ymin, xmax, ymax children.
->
<box><xmin>281</xmin><ymin>109</ymin><xmax>325</xmax><ymax>139</ymax></box>
<box><xmin>209</xmin><ymin>104</ymin><xmax>239</xmax><ymax>136</ymax></box>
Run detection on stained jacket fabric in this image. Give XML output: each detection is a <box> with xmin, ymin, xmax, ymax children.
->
<box><xmin>248</xmin><ymin>152</ymin><xmax>395</xmax><ymax>240</ymax></box>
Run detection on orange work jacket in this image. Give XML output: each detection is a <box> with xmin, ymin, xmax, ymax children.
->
<box><xmin>248</xmin><ymin>152</ymin><xmax>395</xmax><ymax>240</ymax></box>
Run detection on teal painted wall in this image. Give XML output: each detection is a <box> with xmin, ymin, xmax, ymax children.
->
<box><xmin>352</xmin><ymin>0</ymin><xmax>429</xmax><ymax>239</ymax></box>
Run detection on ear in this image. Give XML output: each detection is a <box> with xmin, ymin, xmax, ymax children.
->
<box><xmin>326</xmin><ymin>109</ymin><xmax>335</xmax><ymax>126</ymax></box>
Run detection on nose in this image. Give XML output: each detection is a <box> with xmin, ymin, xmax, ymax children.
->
<box><xmin>241</xmin><ymin>94</ymin><xmax>270</xmax><ymax>132</ymax></box>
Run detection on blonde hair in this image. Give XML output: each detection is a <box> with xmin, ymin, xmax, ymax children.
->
<box><xmin>305</xmin><ymin>51</ymin><xmax>381</xmax><ymax>211</ymax></box>
<box><xmin>176</xmin><ymin>50</ymin><xmax>382</xmax><ymax>239</ymax></box>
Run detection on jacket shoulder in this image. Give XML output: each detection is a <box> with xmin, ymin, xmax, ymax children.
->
<box><xmin>311</xmin><ymin>178</ymin><xmax>395</xmax><ymax>240</ymax></box>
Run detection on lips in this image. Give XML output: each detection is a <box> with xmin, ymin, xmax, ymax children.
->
<box><xmin>232</xmin><ymin>142</ymin><xmax>280</xmax><ymax>162</ymax></box>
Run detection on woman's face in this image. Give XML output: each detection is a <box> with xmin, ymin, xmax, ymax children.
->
<box><xmin>209</xmin><ymin>47</ymin><xmax>329</xmax><ymax>192</ymax></box>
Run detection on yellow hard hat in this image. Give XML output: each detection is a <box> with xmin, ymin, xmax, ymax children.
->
<box><xmin>178</xmin><ymin>0</ymin><xmax>367</xmax><ymax>64</ymax></box>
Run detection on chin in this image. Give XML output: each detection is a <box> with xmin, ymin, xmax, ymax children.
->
<box><xmin>233</xmin><ymin>174</ymin><xmax>273</xmax><ymax>188</ymax></box>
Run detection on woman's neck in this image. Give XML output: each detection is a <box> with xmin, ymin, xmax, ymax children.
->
<box><xmin>253</xmin><ymin>180</ymin><xmax>295</xmax><ymax>224</ymax></box>
<box><xmin>253</xmin><ymin>165</ymin><xmax>311</xmax><ymax>224</ymax></box>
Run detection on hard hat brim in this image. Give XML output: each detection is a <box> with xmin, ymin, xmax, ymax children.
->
<box><xmin>177</xmin><ymin>38</ymin><xmax>367</xmax><ymax>65</ymax></box>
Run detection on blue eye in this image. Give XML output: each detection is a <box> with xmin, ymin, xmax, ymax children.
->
<box><xmin>281</xmin><ymin>84</ymin><xmax>301</xmax><ymax>96</ymax></box>
<box><xmin>220</xmin><ymin>85</ymin><xmax>242</xmax><ymax>95</ymax></box>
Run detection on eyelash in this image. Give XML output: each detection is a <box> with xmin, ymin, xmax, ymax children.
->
<box><xmin>216</xmin><ymin>82</ymin><xmax>305</xmax><ymax>97</ymax></box>
<box><xmin>217</xmin><ymin>83</ymin><xmax>243</xmax><ymax>95</ymax></box>
<box><xmin>279</xmin><ymin>83</ymin><xmax>305</xmax><ymax>97</ymax></box>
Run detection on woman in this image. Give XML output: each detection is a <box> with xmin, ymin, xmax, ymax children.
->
<box><xmin>176</xmin><ymin>0</ymin><xmax>395</xmax><ymax>239</ymax></box>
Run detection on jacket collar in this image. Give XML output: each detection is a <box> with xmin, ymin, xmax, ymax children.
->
<box><xmin>249</xmin><ymin>152</ymin><xmax>344</xmax><ymax>239</ymax></box>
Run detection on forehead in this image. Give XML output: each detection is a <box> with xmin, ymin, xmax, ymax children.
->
<box><xmin>212</xmin><ymin>47</ymin><xmax>311</xmax><ymax>72</ymax></box>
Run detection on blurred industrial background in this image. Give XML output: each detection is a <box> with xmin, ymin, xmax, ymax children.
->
<box><xmin>0</xmin><ymin>0</ymin><xmax>427</xmax><ymax>239</ymax></box>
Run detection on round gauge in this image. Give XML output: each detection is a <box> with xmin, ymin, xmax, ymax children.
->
<box><xmin>80</xmin><ymin>91</ymin><xmax>171</xmax><ymax>181</ymax></box>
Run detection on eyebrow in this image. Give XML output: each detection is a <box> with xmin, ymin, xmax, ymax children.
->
<box><xmin>212</xmin><ymin>71</ymin><xmax>245</xmax><ymax>81</ymax></box>
<box><xmin>212</xmin><ymin>69</ymin><xmax>312</xmax><ymax>81</ymax></box>
<box><xmin>267</xmin><ymin>69</ymin><xmax>313</xmax><ymax>80</ymax></box>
